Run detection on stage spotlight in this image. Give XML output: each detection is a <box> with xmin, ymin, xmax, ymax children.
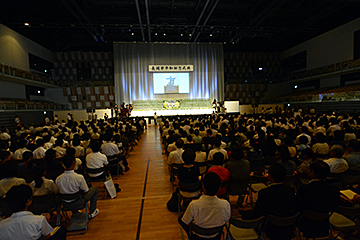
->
<box><xmin>294</xmin><ymin>85</ymin><xmax>298</xmax><ymax>89</ymax></box>
<box><xmin>288</xmin><ymin>104</ymin><xmax>290</xmax><ymax>107</ymax></box>
<box><xmin>37</xmin><ymin>90</ymin><xmax>41</xmax><ymax>94</ymax></box>
<box><xmin>163</xmin><ymin>33</ymin><xmax>166</xmax><ymax>36</ymax></box>
<box><xmin>131</xmin><ymin>33</ymin><xmax>134</xmax><ymax>35</ymax></box>
<box><xmin>259</xmin><ymin>67</ymin><xmax>263</xmax><ymax>71</ymax></box>
<box><xmin>155</xmin><ymin>33</ymin><xmax>157</xmax><ymax>35</ymax></box>
<box><xmin>189</xmin><ymin>33</ymin><xmax>191</xmax><ymax>36</ymax></box>
<box><xmin>181</xmin><ymin>33</ymin><xmax>183</xmax><ymax>36</ymax></box>
<box><xmin>210</xmin><ymin>34</ymin><xmax>212</xmax><ymax>37</ymax></box>
<box><xmin>24</xmin><ymin>23</ymin><xmax>30</xmax><ymax>26</ymax></box>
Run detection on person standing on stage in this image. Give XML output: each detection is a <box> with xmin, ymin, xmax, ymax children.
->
<box><xmin>154</xmin><ymin>112</ymin><xmax>157</xmax><ymax>126</ymax></box>
<box><xmin>212</xmin><ymin>99</ymin><xmax>217</xmax><ymax>113</ymax></box>
<box><xmin>104</xmin><ymin>113</ymin><xmax>108</xmax><ymax>122</ymax></box>
<box><xmin>114</xmin><ymin>104</ymin><xmax>119</xmax><ymax>118</ymax></box>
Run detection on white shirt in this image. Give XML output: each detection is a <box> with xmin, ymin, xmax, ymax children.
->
<box><xmin>101</xmin><ymin>142</ymin><xmax>120</xmax><ymax>156</ymax></box>
<box><xmin>324</xmin><ymin>158</ymin><xmax>349</xmax><ymax>173</ymax></box>
<box><xmin>53</xmin><ymin>146</ymin><xmax>66</xmax><ymax>159</ymax></box>
<box><xmin>56</xmin><ymin>170</ymin><xmax>89</xmax><ymax>194</ymax></box>
<box><xmin>195</xmin><ymin>151</ymin><xmax>207</xmax><ymax>174</ymax></box>
<box><xmin>0</xmin><ymin>211</ymin><xmax>53</xmax><ymax>240</ymax></box>
<box><xmin>30</xmin><ymin>177</ymin><xmax>58</xmax><ymax>196</ymax></box>
<box><xmin>0</xmin><ymin>177</ymin><xmax>26</xmax><ymax>197</ymax></box>
<box><xmin>13</xmin><ymin>148</ymin><xmax>31</xmax><ymax>161</ymax></box>
<box><xmin>33</xmin><ymin>146</ymin><xmax>46</xmax><ymax>159</ymax></box>
<box><xmin>167</xmin><ymin>148</ymin><xmax>184</xmax><ymax>165</ymax></box>
<box><xmin>208</xmin><ymin>148</ymin><xmax>228</xmax><ymax>161</ymax></box>
<box><xmin>182</xmin><ymin>195</ymin><xmax>231</xmax><ymax>238</ymax></box>
<box><xmin>86</xmin><ymin>152</ymin><xmax>108</xmax><ymax>177</ymax></box>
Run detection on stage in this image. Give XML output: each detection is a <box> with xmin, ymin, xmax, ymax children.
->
<box><xmin>130</xmin><ymin>108</ymin><xmax>214</xmax><ymax>117</ymax></box>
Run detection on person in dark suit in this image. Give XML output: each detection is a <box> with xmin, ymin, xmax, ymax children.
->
<box><xmin>253</xmin><ymin>163</ymin><xmax>297</xmax><ymax>240</ymax></box>
<box><xmin>296</xmin><ymin>161</ymin><xmax>340</xmax><ymax>238</ymax></box>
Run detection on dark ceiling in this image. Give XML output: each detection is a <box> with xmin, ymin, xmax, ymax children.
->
<box><xmin>1</xmin><ymin>0</ymin><xmax>360</xmax><ymax>53</ymax></box>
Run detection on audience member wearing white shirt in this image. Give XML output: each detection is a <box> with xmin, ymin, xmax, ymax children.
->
<box><xmin>0</xmin><ymin>185</ymin><xmax>57</xmax><ymax>240</ymax></box>
<box><xmin>86</xmin><ymin>140</ymin><xmax>108</xmax><ymax>177</ymax></box>
<box><xmin>167</xmin><ymin>139</ymin><xmax>185</xmax><ymax>165</ymax></box>
<box><xmin>56</xmin><ymin>155</ymin><xmax>99</xmax><ymax>219</ymax></box>
<box><xmin>0</xmin><ymin>161</ymin><xmax>26</xmax><ymax>197</ymax></box>
<box><xmin>324</xmin><ymin>145</ymin><xmax>349</xmax><ymax>173</ymax></box>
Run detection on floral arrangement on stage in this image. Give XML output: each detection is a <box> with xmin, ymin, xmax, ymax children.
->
<box><xmin>163</xmin><ymin>100</ymin><xmax>180</xmax><ymax>109</ymax></box>
<box><xmin>132</xmin><ymin>99</ymin><xmax>212</xmax><ymax>111</ymax></box>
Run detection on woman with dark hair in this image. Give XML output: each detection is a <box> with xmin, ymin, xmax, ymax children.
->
<box><xmin>278</xmin><ymin>145</ymin><xmax>296</xmax><ymax>176</ymax></box>
<box><xmin>30</xmin><ymin>165</ymin><xmax>58</xmax><ymax>196</ymax></box>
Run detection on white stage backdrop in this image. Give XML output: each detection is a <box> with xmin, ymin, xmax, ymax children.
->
<box><xmin>114</xmin><ymin>42</ymin><xmax>224</xmax><ymax>104</ymax></box>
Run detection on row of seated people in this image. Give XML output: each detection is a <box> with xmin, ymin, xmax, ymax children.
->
<box><xmin>159</xmin><ymin>112</ymin><xmax>360</xmax><ymax>239</ymax></box>
<box><xmin>0</xmin><ymin>117</ymin><xmax>146</xmax><ymax>238</ymax></box>
<box><xmin>161</xmin><ymin>112</ymin><xmax>360</xmax><ymax>188</ymax></box>
<box><xmin>173</xmin><ymin>149</ymin><xmax>358</xmax><ymax>240</ymax></box>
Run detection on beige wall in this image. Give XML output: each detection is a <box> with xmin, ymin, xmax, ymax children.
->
<box><xmin>0</xmin><ymin>23</ymin><xmax>53</xmax><ymax>71</ymax></box>
<box><xmin>53</xmin><ymin>109</ymin><xmax>112</xmax><ymax>122</ymax></box>
<box><xmin>281</xmin><ymin>17</ymin><xmax>360</xmax><ymax>70</ymax></box>
<box><xmin>240</xmin><ymin>104</ymin><xmax>284</xmax><ymax>114</ymax></box>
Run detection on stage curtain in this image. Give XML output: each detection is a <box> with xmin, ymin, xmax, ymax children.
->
<box><xmin>114</xmin><ymin>42</ymin><xmax>224</xmax><ymax>104</ymax></box>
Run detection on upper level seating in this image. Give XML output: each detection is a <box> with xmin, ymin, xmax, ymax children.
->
<box><xmin>0</xmin><ymin>98</ymin><xmax>68</xmax><ymax>111</ymax></box>
<box><xmin>0</xmin><ymin>63</ymin><xmax>56</xmax><ymax>86</ymax></box>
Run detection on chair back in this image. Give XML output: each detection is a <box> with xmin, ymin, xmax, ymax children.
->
<box><xmin>179</xmin><ymin>181</ymin><xmax>202</xmax><ymax>192</ymax></box>
<box><xmin>86</xmin><ymin>166</ymin><xmax>105</xmax><ymax>175</ymax></box>
<box><xmin>230</xmin><ymin>216</ymin><xmax>265</xmax><ymax>229</ymax></box>
<box><xmin>170</xmin><ymin>163</ymin><xmax>184</xmax><ymax>177</ymax></box>
<box><xmin>266</xmin><ymin>212</ymin><xmax>300</xmax><ymax>227</ymax></box>
<box><xmin>58</xmin><ymin>191</ymin><xmax>84</xmax><ymax>202</ymax></box>
<box><xmin>107</xmin><ymin>155</ymin><xmax>119</xmax><ymax>163</ymax></box>
<box><xmin>190</xmin><ymin>223</ymin><xmax>225</xmax><ymax>238</ymax></box>
<box><xmin>300</xmin><ymin>210</ymin><xmax>330</xmax><ymax>222</ymax></box>
<box><xmin>334</xmin><ymin>205</ymin><xmax>360</xmax><ymax>218</ymax></box>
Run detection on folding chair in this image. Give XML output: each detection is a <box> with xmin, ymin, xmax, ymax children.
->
<box><xmin>107</xmin><ymin>155</ymin><xmax>123</xmax><ymax>179</ymax></box>
<box><xmin>56</xmin><ymin>191</ymin><xmax>88</xmax><ymax>236</ymax></box>
<box><xmin>86</xmin><ymin>167</ymin><xmax>108</xmax><ymax>199</ymax></box>
<box><xmin>227</xmin><ymin>216</ymin><xmax>265</xmax><ymax>240</ymax></box>
<box><xmin>246</xmin><ymin>175</ymin><xmax>269</xmax><ymax>209</ymax></box>
<box><xmin>263</xmin><ymin>212</ymin><xmax>300</xmax><ymax>240</ymax></box>
<box><xmin>178</xmin><ymin>181</ymin><xmax>202</xmax><ymax>213</ymax></box>
<box><xmin>189</xmin><ymin>223</ymin><xmax>225</xmax><ymax>240</ymax></box>
<box><xmin>298</xmin><ymin>210</ymin><xmax>332</xmax><ymax>239</ymax></box>
<box><xmin>330</xmin><ymin>205</ymin><xmax>360</xmax><ymax>239</ymax></box>
<box><xmin>169</xmin><ymin>163</ymin><xmax>184</xmax><ymax>188</ymax></box>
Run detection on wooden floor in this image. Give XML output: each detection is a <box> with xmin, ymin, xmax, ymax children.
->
<box><xmin>69</xmin><ymin>125</ymin><xmax>183</xmax><ymax>240</ymax></box>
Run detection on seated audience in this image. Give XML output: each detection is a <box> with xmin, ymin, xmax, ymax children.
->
<box><xmin>207</xmin><ymin>139</ymin><xmax>228</xmax><ymax>161</ymax></box>
<box><xmin>207</xmin><ymin>152</ymin><xmax>230</xmax><ymax>196</ymax></box>
<box><xmin>0</xmin><ymin>185</ymin><xmax>65</xmax><ymax>239</ymax></box>
<box><xmin>0</xmin><ymin>160</ymin><xmax>26</xmax><ymax>197</ymax></box>
<box><xmin>194</xmin><ymin>143</ymin><xmax>207</xmax><ymax>174</ymax></box>
<box><xmin>296</xmin><ymin>161</ymin><xmax>340</xmax><ymax>238</ymax></box>
<box><xmin>252</xmin><ymin>163</ymin><xmax>297</xmax><ymax>240</ymax></box>
<box><xmin>324</xmin><ymin>145</ymin><xmax>349</xmax><ymax>173</ymax></box>
<box><xmin>56</xmin><ymin>155</ymin><xmax>99</xmax><ymax>219</ymax></box>
<box><xmin>178</xmin><ymin>172</ymin><xmax>231</xmax><ymax>240</ymax></box>
<box><xmin>86</xmin><ymin>140</ymin><xmax>108</xmax><ymax>178</ymax></box>
<box><xmin>224</xmin><ymin>144</ymin><xmax>250</xmax><ymax>206</ymax></box>
<box><xmin>167</xmin><ymin>139</ymin><xmax>185</xmax><ymax>165</ymax></box>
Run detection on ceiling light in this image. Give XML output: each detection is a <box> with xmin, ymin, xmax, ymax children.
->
<box><xmin>210</xmin><ymin>34</ymin><xmax>212</xmax><ymax>37</ymax></box>
<box><xmin>155</xmin><ymin>33</ymin><xmax>158</xmax><ymax>35</ymax></box>
<box><xmin>181</xmin><ymin>33</ymin><xmax>183</xmax><ymax>36</ymax></box>
<box><xmin>224</xmin><ymin>42</ymin><xmax>226</xmax><ymax>44</ymax></box>
<box><xmin>131</xmin><ymin>33</ymin><xmax>134</xmax><ymax>35</ymax></box>
<box><xmin>259</xmin><ymin>67</ymin><xmax>263</xmax><ymax>71</ymax></box>
<box><xmin>24</xmin><ymin>23</ymin><xmax>30</xmax><ymax>26</ymax></box>
<box><xmin>294</xmin><ymin>85</ymin><xmax>298</xmax><ymax>89</ymax></box>
<box><xmin>163</xmin><ymin>33</ymin><xmax>166</xmax><ymax>36</ymax></box>
<box><xmin>189</xmin><ymin>33</ymin><xmax>191</xmax><ymax>36</ymax></box>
